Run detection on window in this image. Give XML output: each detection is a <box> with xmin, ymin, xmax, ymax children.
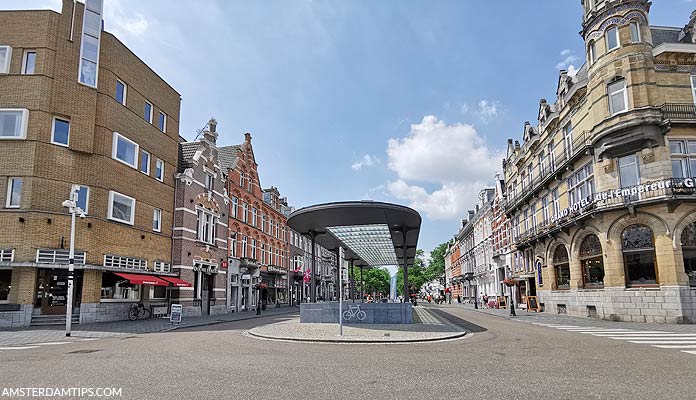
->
<box><xmin>680</xmin><ymin>222</ymin><xmax>696</xmax><ymax>286</ymax></box>
<box><xmin>230</xmin><ymin>233</ymin><xmax>238</xmax><ymax>258</ymax></box>
<box><xmin>608</xmin><ymin>79</ymin><xmax>628</xmax><ymax>115</ymax></box>
<box><xmin>261</xmin><ymin>214</ymin><xmax>266</xmax><ymax>231</ymax></box>
<box><xmin>115</xmin><ymin>80</ymin><xmax>127</xmax><ymax>105</ymax></box>
<box><xmin>691</xmin><ymin>76</ymin><xmax>696</xmax><ymax>105</ymax></box>
<box><xmin>260</xmin><ymin>243</ymin><xmax>266</xmax><ymax>264</ymax></box>
<box><xmin>140</xmin><ymin>150</ymin><xmax>150</xmax><ymax>175</ymax></box>
<box><xmin>0</xmin><ymin>109</ymin><xmax>29</xmax><ymax>139</ymax></box>
<box><xmin>605</xmin><ymin>26</ymin><xmax>619</xmax><ymax>51</ymax></box>
<box><xmin>580</xmin><ymin>234</ymin><xmax>604</xmax><ymax>288</ymax></box>
<box><xmin>153</xmin><ymin>208</ymin><xmax>162</xmax><ymax>232</ymax></box>
<box><xmin>144</xmin><ymin>101</ymin><xmax>153</xmax><ymax>123</ymax></box>
<box><xmin>242</xmin><ymin>203</ymin><xmax>248</xmax><ymax>223</ymax></box>
<box><xmin>155</xmin><ymin>159</ymin><xmax>164</xmax><ymax>182</ymax></box>
<box><xmin>51</xmin><ymin>117</ymin><xmax>70</xmax><ymax>146</ymax></box>
<box><xmin>622</xmin><ymin>224</ymin><xmax>657</xmax><ymax>286</ymax></box>
<box><xmin>205</xmin><ymin>173</ymin><xmax>214</xmax><ymax>191</ymax></box>
<box><xmin>241</xmin><ymin>235</ymin><xmax>248</xmax><ymax>257</ymax></box>
<box><xmin>112</xmin><ymin>132</ymin><xmax>138</xmax><ymax>168</ymax></box>
<box><xmin>542</xmin><ymin>196</ymin><xmax>549</xmax><ymax>224</ymax></box>
<box><xmin>0</xmin><ymin>269</ymin><xmax>11</xmax><ymax>302</ymax></box>
<box><xmin>531</xmin><ymin>204</ymin><xmax>537</xmax><ymax>230</ymax></box>
<box><xmin>670</xmin><ymin>139</ymin><xmax>696</xmax><ymax>178</ymax></box>
<box><xmin>231</xmin><ymin>197</ymin><xmax>238</xmax><ymax>219</ymax></box>
<box><xmin>618</xmin><ymin>154</ymin><xmax>639</xmax><ymax>188</ymax></box>
<box><xmin>630</xmin><ymin>21</ymin><xmax>641</xmax><ymax>43</ymax></box>
<box><xmin>196</xmin><ymin>210</ymin><xmax>217</xmax><ymax>245</ymax></box>
<box><xmin>589</xmin><ymin>41</ymin><xmax>597</xmax><ymax>64</ymax></box>
<box><xmin>252</xmin><ymin>208</ymin><xmax>258</xmax><ymax>227</ymax></box>
<box><xmin>552</xmin><ymin>188</ymin><xmax>560</xmax><ymax>215</ymax></box>
<box><xmin>567</xmin><ymin>163</ymin><xmax>594</xmax><ymax>206</ymax></box>
<box><xmin>150</xmin><ymin>285</ymin><xmax>167</xmax><ymax>300</ymax></box>
<box><xmin>101</xmin><ymin>272</ymin><xmax>140</xmax><ymax>300</ymax></box>
<box><xmin>553</xmin><ymin>245</ymin><xmax>570</xmax><ymax>290</ymax></box>
<box><xmin>107</xmin><ymin>191</ymin><xmax>135</xmax><ymax>225</ymax></box>
<box><xmin>21</xmin><ymin>51</ymin><xmax>36</xmax><ymax>74</ymax></box>
<box><xmin>547</xmin><ymin>142</ymin><xmax>555</xmax><ymax>171</ymax></box>
<box><xmin>251</xmin><ymin>239</ymin><xmax>257</xmax><ymax>259</ymax></box>
<box><xmin>0</xmin><ymin>46</ymin><xmax>10</xmax><ymax>74</ymax></box>
<box><xmin>6</xmin><ymin>178</ymin><xmax>22</xmax><ymax>208</ymax></box>
<box><xmin>527</xmin><ymin>165</ymin><xmax>533</xmax><ymax>187</ymax></box>
<box><xmin>158</xmin><ymin>112</ymin><xmax>166</xmax><ymax>132</ymax></box>
<box><xmin>239</xmin><ymin>172</ymin><xmax>245</xmax><ymax>187</ymax></box>
<box><xmin>564</xmin><ymin>122</ymin><xmax>573</xmax><ymax>157</ymax></box>
<box><xmin>72</xmin><ymin>185</ymin><xmax>89</xmax><ymax>214</ymax></box>
<box><xmin>78</xmin><ymin>0</ymin><xmax>103</xmax><ymax>87</ymax></box>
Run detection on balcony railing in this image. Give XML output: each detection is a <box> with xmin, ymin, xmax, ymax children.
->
<box><xmin>661</xmin><ymin>103</ymin><xmax>696</xmax><ymax>121</ymax></box>
<box><xmin>504</xmin><ymin>130</ymin><xmax>594</xmax><ymax>213</ymax></box>
<box><xmin>37</xmin><ymin>249</ymin><xmax>86</xmax><ymax>265</ymax></box>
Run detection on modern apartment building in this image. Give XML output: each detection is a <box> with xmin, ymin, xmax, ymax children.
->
<box><xmin>503</xmin><ymin>0</ymin><xmax>696</xmax><ymax>322</ymax></box>
<box><xmin>0</xmin><ymin>0</ymin><xmax>181</xmax><ymax>327</ymax></box>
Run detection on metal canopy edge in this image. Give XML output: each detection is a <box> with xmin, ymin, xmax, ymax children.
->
<box><xmin>287</xmin><ymin>201</ymin><xmax>421</xmax><ymax>268</ymax></box>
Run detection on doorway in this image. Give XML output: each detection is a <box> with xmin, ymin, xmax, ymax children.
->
<box><xmin>201</xmin><ymin>274</ymin><xmax>214</xmax><ymax>316</ymax></box>
<box><xmin>34</xmin><ymin>268</ymin><xmax>82</xmax><ymax>315</ymax></box>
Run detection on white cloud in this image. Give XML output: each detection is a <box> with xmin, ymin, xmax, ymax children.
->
<box><xmin>103</xmin><ymin>0</ymin><xmax>150</xmax><ymax>38</ymax></box>
<box><xmin>386</xmin><ymin>115</ymin><xmax>502</xmax><ymax>220</ymax></box>
<box><xmin>477</xmin><ymin>100</ymin><xmax>499</xmax><ymax>122</ymax></box>
<box><xmin>555</xmin><ymin>49</ymin><xmax>581</xmax><ymax>70</ymax></box>
<box><xmin>351</xmin><ymin>154</ymin><xmax>381</xmax><ymax>171</ymax></box>
<box><xmin>567</xmin><ymin>64</ymin><xmax>579</xmax><ymax>77</ymax></box>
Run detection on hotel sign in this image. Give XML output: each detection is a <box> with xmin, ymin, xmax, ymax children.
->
<box><xmin>550</xmin><ymin>178</ymin><xmax>690</xmax><ymax>224</ymax></box>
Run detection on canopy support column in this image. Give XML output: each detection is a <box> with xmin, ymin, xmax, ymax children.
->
<box><xmin>310</xmin><ymin>230</ymin><xmax>317</xmax><ymax>303</ymax></box>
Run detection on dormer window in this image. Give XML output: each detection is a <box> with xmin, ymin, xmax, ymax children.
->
<box><xmin>606</xmin><ymin>26</ymin><xmax>619</xmax><ymax>51</ymax></box>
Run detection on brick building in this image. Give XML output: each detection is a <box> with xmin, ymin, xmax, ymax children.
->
<box><xmin>0</xmin><ymin>0</ymin><xmax>181</xmax><ymax>327</ymax></box>
<box><xmin>173</xmin><ymin>119</ymin><xmax>228</xmax><ymax>317</ymax></box>
<box><xmin>223</xmin><ymin>134</ymin><xmax>291</xmax><ymax>310</ymax></box>
<box><xmin>503</xmin><ymin>0</ymin><xmax>696</xmax><ymax>322</ymax></box>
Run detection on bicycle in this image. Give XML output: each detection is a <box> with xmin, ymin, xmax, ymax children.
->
<box><xmin>128</xmin><ymin>302</ymin><xmax>151</xmax><ymax>320</ymax></box>
<box><xmin>342</xmin><ymin>305</ymin><xmax>366</xmax><ymax>321</ymax></box>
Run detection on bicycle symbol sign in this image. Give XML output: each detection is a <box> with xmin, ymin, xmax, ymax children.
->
<box><xmin>342</xmin><ymin>305</ymin><xmax>366</xmax><ymax>321</ymax></box>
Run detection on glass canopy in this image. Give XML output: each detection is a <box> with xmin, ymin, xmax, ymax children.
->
<box><xmin>327</xmin><ymin>224</ymin><xmax>398</xmax><ymax>266</ymax></box>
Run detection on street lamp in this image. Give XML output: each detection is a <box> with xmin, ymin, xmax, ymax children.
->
<box><xmin>506</xmin><ymin>266</ymin><xmax>516</xmax><ymax>317</ymax></box>
<box><xmin>61</xmin><ymin>187</ymin><xmax>86</xmax><ymax>337</ymax></box>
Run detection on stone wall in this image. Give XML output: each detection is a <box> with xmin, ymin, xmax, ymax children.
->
<box><xmin>0</xmin><ymin>304</ymin><xmax>32</xmax><ymax>328</ymax></box>
<box><xmin>79</xmin><ymin>302</ymin><xmax>132</xmax><ymax>324</ymax></box>
<box><xmin>300</xmin><ymin>302</ymin><xmax>413</xmax><ymax>324</ymax></box>
<box><xmin>539</xmin><ymin>286</ymin><xmax>695</xmax><ymax>324</ymax></box>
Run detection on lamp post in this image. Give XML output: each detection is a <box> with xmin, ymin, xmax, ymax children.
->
<box><xmin>506</xmin><ymin>266</ymin><xmax>516</xmax><ymax>317</ymax></box>
<box><xmin>62</xmin><ymin>187</ymin><xmax>85</xmax><ymax>337</ymax></box>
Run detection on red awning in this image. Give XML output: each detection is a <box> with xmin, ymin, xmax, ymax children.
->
<box><xmin>113</xmin><ymin>272</ymin><xmax>169</xmax><ymax>286</ymax></box>
<box><xmin>159</xmin><ymin>276</ymin><xmax>193</xmax><ymax>287</ymax></box>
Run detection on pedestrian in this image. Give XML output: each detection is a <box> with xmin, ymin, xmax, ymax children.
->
<box><xmin>457</xmin><ymin>295</ymin><xmax>461</xmax><ymax>304</ymax></box>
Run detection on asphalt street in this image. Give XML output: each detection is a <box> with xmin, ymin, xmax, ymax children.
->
<box><xmin>0</xmin><ymin>304</ymin><xmax>694</xmax><ymax>400</ymax></box>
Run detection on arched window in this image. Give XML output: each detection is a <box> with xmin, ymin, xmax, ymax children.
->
<box><xmin>589</xmin><ymin>40</ymin><xmax>597</xmax><ymax>64</ymax></box>
<box><xmin>553</xmin><ymin>244</ymin><xmax>570</xmax><ymax>290</ymax></box>
<box><xmin>622</xmin><ymin>224</ymin><xmax>657</xmax><ymax>287</ymax></box>
<box><xmin>680</xmin><ymin>222</ymin><xmax>696</xmax><ymax>286</ymax></box>
<box><xmin>579</xmin><ymin>234</ymin><xmax>604</xmax><ymax>288</ymax></box>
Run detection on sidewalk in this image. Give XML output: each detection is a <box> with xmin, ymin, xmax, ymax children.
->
<box><xmin>0</xmin><ymin>306</ymin><xmax>299</xmax><ymax>347</ymax></box>
<box><xmin>443</xmin><ymin>303</ymin><xmax>696</xmax><ymax>333</ymax></box>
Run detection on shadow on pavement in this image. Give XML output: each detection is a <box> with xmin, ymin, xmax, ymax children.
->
<box><xmin>428</xmin><ymin>308</ymin><xmax>488</xmax><ymax>333</ymax></box>
<box><xmin>169</xmin><ymin>314</ymin><xmax>299</xmax><ymax>332</ymax></box>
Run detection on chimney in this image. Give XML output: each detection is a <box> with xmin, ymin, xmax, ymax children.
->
<box><xmin>203</xmin><ymin>118</ymin><xmax>218</xmax><ymax>145</ymax></box>
<box><xmin>244</xmin><ymin>132</ymin><xmax>252</xmax><ymax>143</ymax></box>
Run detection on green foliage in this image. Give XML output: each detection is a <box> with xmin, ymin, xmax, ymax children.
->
<box><xmin>349</xmin><ymin>265</ymin><xmax>391</xmax><ymax>297</ymax></box>
<box><xmin>396</xmin><ymin>241</ymin><xmax>449</xmax><ymax>295</ymax></box>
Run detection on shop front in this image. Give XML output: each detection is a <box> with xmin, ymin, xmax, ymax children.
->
<box><xmin>34</xmin><ymin>268</ymin><xmax>83</xmax><ymax>316</ymax></box>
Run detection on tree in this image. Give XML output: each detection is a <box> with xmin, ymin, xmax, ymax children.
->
<box><xmin>425</xmin><ymin>241</ymin><xmax>449</xmax><ymax>283</ymax></box>
<box><xmin>349</xmin><ymin>265</ymin><xmax>390</xmax><ymax>298</ymax></box>
<box><xmin>396</xmin><ymin>249</ymin><xmax>427</xmax><ymax>296</ymax></box>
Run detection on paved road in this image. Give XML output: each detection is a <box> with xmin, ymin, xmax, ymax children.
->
<box><xmin>0</xmin><ymin>305</ymin><xmax>694</xmax><ymax>400</ymax></box>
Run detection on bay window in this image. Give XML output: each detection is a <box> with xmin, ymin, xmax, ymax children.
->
<box><xmin>108</xmin><ymin>191</ymin><xmax>135</xmax><ymax>225</ymax></box>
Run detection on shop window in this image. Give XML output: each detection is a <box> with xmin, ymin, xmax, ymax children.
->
<box><xmin>0</xmin><ymin>269</ymin><xmax>11</xmax><ymax>301</ymax></box>
<box><xmin>579</xmin><ymin>234</ymin><xmax>604</xmax><ymax>288</ymax></box>
<box><xmin>680</xmin><ymin>222</ymin><xmax>696</xmax><ymax>286</ymax></box>
<box><xmin>622</xmin><ymin>224</ymin><xmax>657</xmax><ymax>287</ymax></box>
<box><xmin>553</xmin><ymin>244</ymin><xmax>570</xmax><ymax>290</ymax></box>
<box><xmin>101</xmin><ymin>273</ymin><xmax>140</xmax><ymax>300</ymax></box>
<box><xmin>149</xmin><ymin>285</ymin><xmax>167</xmax><ymax>300</ymax></box>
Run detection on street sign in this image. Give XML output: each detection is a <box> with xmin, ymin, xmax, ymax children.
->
<box><xmin>221</xmin><ymin>261</ymin><xmax>228</xmax><ymax>269</ymax></box>
<box><xmin>170</xmin><ymin>304</ymin><xmax>182</xmax><ymax>324</ymax></box>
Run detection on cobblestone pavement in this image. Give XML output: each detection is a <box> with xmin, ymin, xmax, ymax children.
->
<box><xmin>0</xmin><ymin>306</ymin><xmax>299</xmax><ymax>346</ymax></box>
<box><xmin>248</xmin><ymin>307</ymin><xmax>465</xmax><ymax>342</ymax></box>
<box><xmin>434</xmin><ymin>303</ymin><xmax>696</xmax><ymax>333</ymax></box>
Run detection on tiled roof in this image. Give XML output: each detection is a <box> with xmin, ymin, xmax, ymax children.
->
<box><xmin>218</xmin><ymin>145</ymin><xmax>241</xmax><ymax>171</ymax></box>
<box><xmin>651</xmin><ymin>27</ymin><xmax>683</xmax><ymax>47</ymax></box>
<box><xmin>177</xmin><ymin>141</ymin><xmax>200</xmax><ymax>173</ymax></box>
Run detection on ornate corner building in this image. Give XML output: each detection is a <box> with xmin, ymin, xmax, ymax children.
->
<box><xmin>504</xmin><ymin>0</ymin><xmax>696</xmax><ymax>323</ymax></box>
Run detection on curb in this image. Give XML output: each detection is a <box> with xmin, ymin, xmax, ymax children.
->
<box><xmin>161</xmin><ymin>308</ymin><xmax>300</xmax><ymax>332</ymax></box>
<box><xmin>246</xmin><ymin>329</ymin><xmax>468</xmax><ymax>344</ymax></box>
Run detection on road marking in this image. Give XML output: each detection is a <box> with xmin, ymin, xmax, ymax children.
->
<box><xmin>607</xmin><ymin>334</ymin><xmax>696</xmax><ymax>339</ymax></box>
<box><xmin>627</xmin><ymin>340</ymin><xmax>696</xmax><ymax>344</ymax></box>
<box><xmin>0</xmin><ymin>346</ymin><xmax>39</xmax><ymax>350</ymax></box>
<box><xmin>80</xmin><ymin>338</ymin><xmax>98</xmax><ymax>341</ymax></box>
<box><xmin>587</xmin><ymin>331</ymin><xmax>669</xmax><ymax>336</ymax></box>
<box><xmin>562</xmin><ymin>328</ymin><xmax>631</xmax><ymax>332</ymax></box>
<box><xmin>652</xmin><ymin>345</ymin><xmax>696</xmax><ymax>349</ymax></box>
<box><xmin>682</xmin><ymin>351</ymin><xmax>696</xmax><ymax>355</ymax></box>
<box><xmin>33</xmin><ymin>342</ymin><xmax>72</xmax><ymax>346</ymax></box>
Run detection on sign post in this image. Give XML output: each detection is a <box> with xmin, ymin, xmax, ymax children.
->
<box><xmin>170</xmin><ymin>304</ymin><xmax>182</xmax><ymax>325</ymax></box>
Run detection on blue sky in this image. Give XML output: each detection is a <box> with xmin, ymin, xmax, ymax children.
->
<box><xmin>5</xmin><ymin>0</ymin><xmax>696</xmax><ymax>258</ymax></box>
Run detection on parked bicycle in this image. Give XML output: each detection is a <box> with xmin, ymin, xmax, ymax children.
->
<box><xmin>128</xmin><ymin>302</ymin><xmax>151</xmax><ymax>321</ymax></box>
